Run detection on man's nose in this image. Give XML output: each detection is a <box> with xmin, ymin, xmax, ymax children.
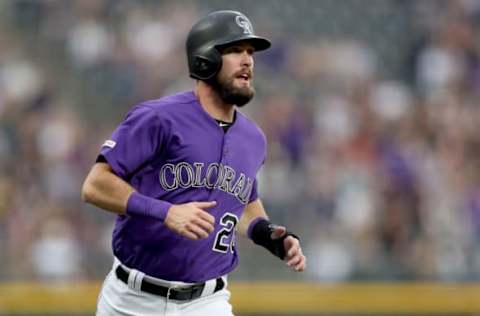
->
<box><xmin>241</xmin><ymin>51</ymin><xmax>253</xmax><ymax>67</ymax></box>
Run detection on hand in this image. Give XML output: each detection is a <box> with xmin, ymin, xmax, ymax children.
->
<box><xmin>271</xmin><ymin>226</ymin><xmax>307</xmax><ymax>272</ymax></box>
<box><xmin>165</xmin><ymin>201</ymin><xmax>216</xmax><ymax>240</ymax></box>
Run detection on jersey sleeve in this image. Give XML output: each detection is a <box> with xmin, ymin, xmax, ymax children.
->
<box><xmin>99</xmin><ymin>104</ymin><xmax>170</xmax><ymax>180</ymax></box>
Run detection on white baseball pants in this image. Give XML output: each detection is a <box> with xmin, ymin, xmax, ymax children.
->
<box><xmin>96</xmin><ymin>259</ymin><xmax>234</xmax><ymax>316</ymax></box>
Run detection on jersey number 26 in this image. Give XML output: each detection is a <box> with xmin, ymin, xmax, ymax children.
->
<box><xmin>213</xmin><ymin>212</ymin><xmax>238</xmax><ymax>253</ymax></box>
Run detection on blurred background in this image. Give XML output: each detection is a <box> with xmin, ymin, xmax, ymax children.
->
<box><xmin>2</xmin><ymin>0</ymin><xmax>480</xmax><ymax>315</ymax></box>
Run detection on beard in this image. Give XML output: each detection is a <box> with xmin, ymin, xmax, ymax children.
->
<box><xmin>210</xmin><ymin>74</ymin><xmax>255</xmax><ymax>107</ymax></box>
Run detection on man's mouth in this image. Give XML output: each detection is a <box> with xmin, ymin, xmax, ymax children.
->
<box><xmin>236</xmin><ymin>72</ymin><xmax>252</xmax><ymax>82</ymax></box>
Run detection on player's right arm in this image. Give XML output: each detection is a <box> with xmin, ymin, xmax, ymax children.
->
<box><xmin>81</xmin><ymin>162</ymin><xmax>134</xmax><ymax>214</ymax></box>
<box><xmin>81</xmin><ymin>162</ymin><xmax>215</xmax><ymax>240</ymax></box>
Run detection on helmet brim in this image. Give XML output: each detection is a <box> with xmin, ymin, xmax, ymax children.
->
<box><xmin>215</xmin><ymin>35</ymin><xmax>271</xmax><ymax>52</ymax></box>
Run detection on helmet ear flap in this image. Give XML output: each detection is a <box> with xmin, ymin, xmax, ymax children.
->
<box><xmin>190</xmin><ymin>48</ymin><xmax>222</xmax><ymax>80</ymax></box>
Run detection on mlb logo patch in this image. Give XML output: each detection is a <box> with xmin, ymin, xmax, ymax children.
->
<box><xmin>102</xmin><ymin>140</ymin><xmax>116</xmax><ymax>149</ymax></box>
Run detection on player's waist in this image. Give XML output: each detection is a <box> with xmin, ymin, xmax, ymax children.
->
<box><xmin>113</xmin><ymin>257</ymin><xmax>227</xmax><ymax>300</ymax></box>
<box><xmin>112</xmin><ymin>234</ymin><xmax>239</xmax><ymax>281</ymax></box>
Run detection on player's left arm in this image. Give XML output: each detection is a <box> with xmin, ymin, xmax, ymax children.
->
<box><xmin>238</xmin><ymin>199</ymin><xmax>306</xmax><ymax>272</ymax></box>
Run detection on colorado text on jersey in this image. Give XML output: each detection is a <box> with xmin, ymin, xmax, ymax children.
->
<box><xmin>159</xmin><ymin>162</ymin><xmax>254</xmax><ymax>204</ymax></box>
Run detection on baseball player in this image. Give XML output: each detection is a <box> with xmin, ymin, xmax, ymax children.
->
<box><xmin>82</xmin><ymin>10</ymin><xmax>306</xmax><ymax>316</ymax></box>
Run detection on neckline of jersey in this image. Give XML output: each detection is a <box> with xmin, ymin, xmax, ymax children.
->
<box><xmin>188</xmin><ymin>91</ymin><xmax>241</xmax><ymax>133</ymax></box>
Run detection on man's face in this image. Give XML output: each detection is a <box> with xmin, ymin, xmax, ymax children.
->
<box><xmin>212</xmin><ymin>42</ymin><xmax>255</xmax><ymax>107</ymax></box>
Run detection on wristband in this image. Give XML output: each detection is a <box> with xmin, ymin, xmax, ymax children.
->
<box><xmin>248</xmin><ymin>217</ymin><xmax>299</xmax><ymax>260</ymax></box>
<box><xmin>126</xmin><ymin>192</ymin><xmax>172</xmax><ymax>221</ymax></box>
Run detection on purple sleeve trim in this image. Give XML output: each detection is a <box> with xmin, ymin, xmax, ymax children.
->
<box><xmin>126</xmin><ymin>192</ymin><xmax>172</xmax><ymax>221</ymax></box>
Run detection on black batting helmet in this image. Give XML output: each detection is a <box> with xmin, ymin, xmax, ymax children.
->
<box><xmin>186</xmin><ymin>10</ymin><xmax>271</xmax><ymax>81</ymax></box>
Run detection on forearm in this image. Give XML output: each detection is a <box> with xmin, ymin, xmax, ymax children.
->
<box><xmin>82</xmin><ymin>163</ymin><xmax>214</xmax><ymax>240</ymax></box>
<box><xmin>81</xmin><ymin>162</ymin><xmax>134</xmax><ymax>214</ymax></box>
<box><xmin>238</xmin><ymin>199</ymin><xmax>268</xmax><ymax>237</ymax></box>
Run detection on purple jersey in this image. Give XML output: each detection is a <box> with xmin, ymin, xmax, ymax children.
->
<box><xmin>99</xmin><ymin>91</ymin><xmax>266</xmax><ymax>282</ymax></box>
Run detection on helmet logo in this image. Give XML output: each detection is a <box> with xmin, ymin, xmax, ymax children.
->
<box><xmin>235</xmin><ymin>15</ymin><xmax>253</xmax><ymax>34</ymax></box>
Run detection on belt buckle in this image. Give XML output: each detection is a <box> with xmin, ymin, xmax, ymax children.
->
<box><xmin>171</xmin><ymin>284</ymin><xmax>204</xmax><ymax>300</ymax></box>
<box><xmin>189</xmin><ymin>284</ymin><xmax>204</xmax><ymax>299</ymax></box>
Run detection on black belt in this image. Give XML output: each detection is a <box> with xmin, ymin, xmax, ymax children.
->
<box><xmin>115</xmin><ymin>265</ymin><xmax>225</xmax><ymax>301</ymax></box>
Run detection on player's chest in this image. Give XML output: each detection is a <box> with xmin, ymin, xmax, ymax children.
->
<box><xmin>163</xmin><ymin>124</ymin><xmax>263</xmax><ymax>177</ymax></box>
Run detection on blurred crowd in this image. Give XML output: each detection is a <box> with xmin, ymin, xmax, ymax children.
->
<box><xmin>2</xmin><ymin>0</ymin><xmax>480</xmax><ymax>282</ymax></box>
